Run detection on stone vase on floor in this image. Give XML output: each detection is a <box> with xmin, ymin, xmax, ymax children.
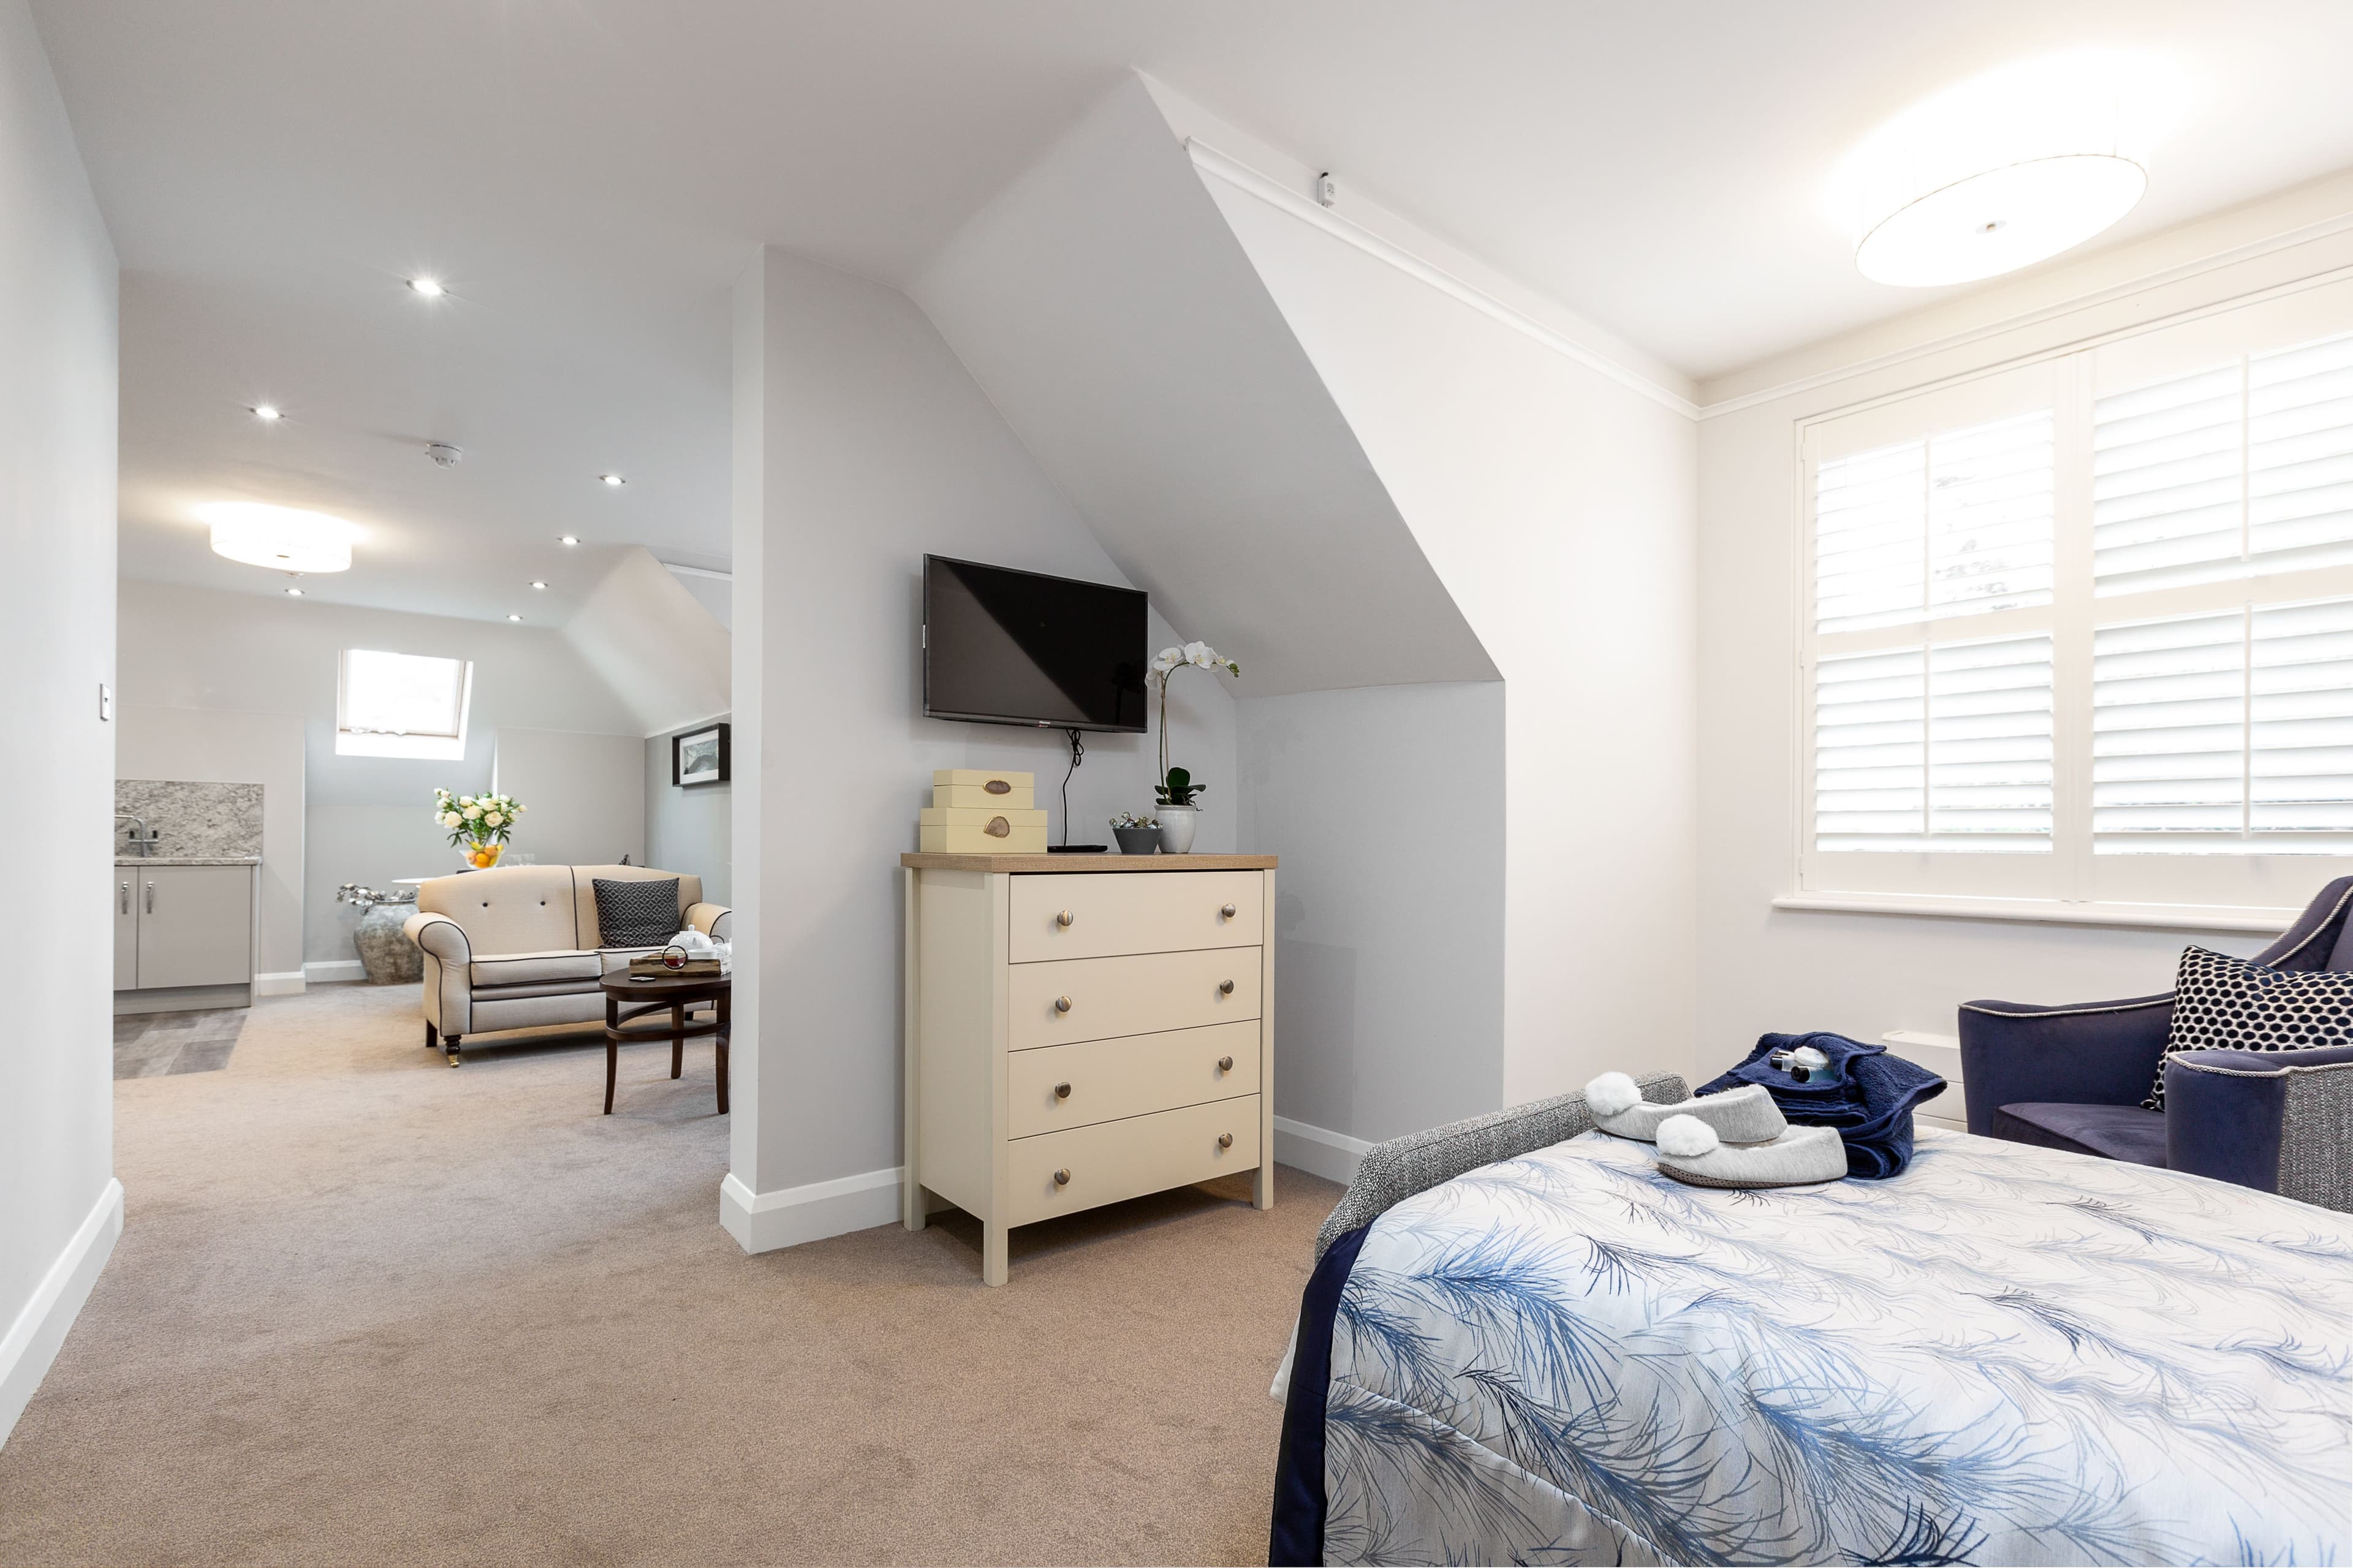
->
<box><xmin>354</xmin><ymin>903</ymin><xmax>423</xmax><ymax>984</ymax></box>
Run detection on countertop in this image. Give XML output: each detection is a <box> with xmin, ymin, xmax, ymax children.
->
<box><xmin>900</xmin><ymin>852</ymin><xmax>1276</xmax><ymax>873</ymax></box>
<box><xmin>115</xmin><ymin>856</ymin><xmax>261</xmax><ymax>866</ymax></box>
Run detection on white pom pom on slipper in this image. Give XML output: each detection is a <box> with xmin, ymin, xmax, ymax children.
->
<box><xmin>1583</xmin><ymin>1071</ymin><xmax>1641</xmax><ymax>1118</ymax></box>
<box><xmin>1654</xmin><ymin>1114</ymin><xmax>1720</xmax><ymax>1159</ymax></box>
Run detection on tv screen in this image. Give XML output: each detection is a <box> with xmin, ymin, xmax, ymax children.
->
<box><xmin>923</xmin><ymin>556</ymin><xmax>1148</xmax><ymax>732</ymax></box>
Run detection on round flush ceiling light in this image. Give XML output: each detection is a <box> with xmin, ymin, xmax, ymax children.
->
<box><xmin>197</xmin><ymin>501</ymin><xmax>360</xmax><ymax>573</ymax></box>
<box><xmin>1830</xmin><ymin>51</ymin><xmax>2178</xmax><ymax>288</ymax></box>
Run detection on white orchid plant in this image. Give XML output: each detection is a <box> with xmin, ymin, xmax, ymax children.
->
<box><xmin>1150</xmin><ymin>641</ymin><xmax>1240</xmax><ymax>807</ymax></box>
<box><xmin>433</xmin><ymin>787</ymin><xmax>526</xmax><ymax>853</ymax></box>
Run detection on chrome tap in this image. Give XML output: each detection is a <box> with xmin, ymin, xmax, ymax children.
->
<box><xmin>113</xmin><ymin>812</ymin><xmax>159</xmax><ymax>857</ymax></box>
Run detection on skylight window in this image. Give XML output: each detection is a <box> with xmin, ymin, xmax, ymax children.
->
<box><xmin>336</xmin><ymin>648</ymin><xmax>472</xmax><ymax>760</ymax></box>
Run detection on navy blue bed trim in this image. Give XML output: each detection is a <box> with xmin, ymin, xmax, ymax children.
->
<box><xmin>1267</xmin><ymin>1224</ymin><xmax>1370</xmax><ymax>1567</ymax></box>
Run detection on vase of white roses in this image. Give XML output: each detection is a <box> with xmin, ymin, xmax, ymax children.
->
<box><xmin>1150</xmin><ymin>641</ymin><xmax>1239</xmax><ymax>855</ymax></box>
<box><xmin>434</xmin><ymin>787</ymin><xmax>526</xmax><ymax>869</ymax></box>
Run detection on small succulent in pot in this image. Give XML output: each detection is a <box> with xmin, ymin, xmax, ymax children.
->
<box><xmin>1111</xmin><ymin>811</ymin><xmax>1158</xmax><ymax>829</ymax></box>
<box><xmin>1154</xmin><ymin>767</ymin><xmax>1204</xmax><ymax>809</ymax></box>
<box><xmin>1111</xmin><ymin>811</ymin><xmax>1161</xmax><ymax>856</ymax></box>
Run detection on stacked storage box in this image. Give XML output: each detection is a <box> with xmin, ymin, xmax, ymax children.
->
<box><xmin>919</xmin><ymin>769</ymin><xmax>1047</xmax><ymax>853</ymax></box>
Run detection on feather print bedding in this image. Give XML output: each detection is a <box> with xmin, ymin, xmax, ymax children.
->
<box><xmin>1271</xmin><ymin>1126</ymin><xmax>2352</xmax><ymax>1566</ymax></box>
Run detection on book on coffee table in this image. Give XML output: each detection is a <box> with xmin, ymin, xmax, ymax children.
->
<box><xmin>627</xmin><ymin>956</ymin><xmax>724</xmax><ymax>979</ymax></box>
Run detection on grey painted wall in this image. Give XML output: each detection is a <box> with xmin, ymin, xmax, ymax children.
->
<box><xmin>116</xmin><ymin>580</ymin><xmax>642</xmax><ymax>965</ymax></box>
<box><xmin>0</xmin><ymin>0</ymin><xmax>118</xmax><ymax>1448</ymax></box>
<box><xmin>647</xmin><ymin>717</ymin><xmax>731</xmax><ymax>904</ymax></box>
<box><xmin>1236</xmin><ymin>683</ymin><xmax>1507</xmax><ymax>1144</ymax></box>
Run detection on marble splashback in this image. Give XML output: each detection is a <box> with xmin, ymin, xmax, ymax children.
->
<box><xmin>115</xmin><ymin>779</ymin><xmax>263</xmax><ymax>859</ymax></box>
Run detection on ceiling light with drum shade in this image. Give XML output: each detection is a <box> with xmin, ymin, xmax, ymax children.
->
<box><xmin>197</xmin><ymin>501</ymin><xmax>361</xmax><ymax>573</ymax></box>
<box><xmin>1828</xmin><ymin>51</ymin><xmax>2178</xmax><ymax>289</ymax></box>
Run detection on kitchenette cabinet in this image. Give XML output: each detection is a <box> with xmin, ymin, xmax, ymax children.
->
<box><xmin>115</xmin><ymin>860</ymin><xmax>257</xmax><ymax>1012</ymax></box>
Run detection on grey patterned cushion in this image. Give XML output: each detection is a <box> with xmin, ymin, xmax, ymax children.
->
<box><xmin>2148</xmin><ymin>945</ymin><xmax>2353</xmax><ymax>1110</ymax></box>
<box><xmin>593</xmin><ymin>877</ymin><xmax>680</xmax><ymax>950</ymax></box>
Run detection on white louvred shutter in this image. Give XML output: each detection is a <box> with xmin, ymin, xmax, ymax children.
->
<box><xmin>2248</xmin><ymin>331</ymin><xmax>2353</xmax><ymax>574</ymax></box>
<box><xmin>2092</xmin><ymin>363</ymin><xmax>2243</xmax><ymax>597</ymax></box>
<box><xmin>1928</xmin><ymin>635</ymin><xmax>2053</xmax><ymax>849</ymax></box>
<box><xmin>1813</xmin><ymin>647</ymin><xmax>1923</xmax><ymax>850</ymax></box>
<box><xmin>2251</xmin><ymin>597</ymin><xmax>2353</xmax><ymax>846</ymax></box>
<box><xmin>2092</xmin><ymin>611</ymin><xmax>2245</xmax><ymax>850</ymax></box>
<box><xmin>1929</xmin><ymin>413</ymin><xmax>2055</xmax><ymax>621</ymax></box>
<box><xmin>1814</xmin><ymin>441</ymin><xmax>1925</xmax><ymax>634</ymax></box>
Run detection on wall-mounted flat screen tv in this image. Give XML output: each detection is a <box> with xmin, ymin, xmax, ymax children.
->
<box><xmin>922</xmin><ymin>556</ymin><xmax>1148</xmax><ymax>732</ymax></box>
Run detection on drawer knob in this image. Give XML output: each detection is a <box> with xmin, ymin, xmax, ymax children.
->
<box><xmin>1217</xmin><ymin>1133</ymin><xmax>1235</xmax><ymax>1150</ymax></box>
<box><xmin>1056</xmin><ymin>909</ymin><xmax>1074</xmax><ymax>927</ymax></box>
<box><xmin>1054</xmin><ymin>995</ymin><xmax>1072</xmax><ymax>1013</ymax></box>
<box><xmin>1221</xmin><ymin>903</ymin><xmax>1237</xmax><ymax>919</ymax></box>
<box><xmin>1217</xmin><ymin>1055</ymin><xmax>1234</xmax><ymax>1072</ymax></box>
<box><xmin>1053</xmin><ymin>1168</ymin><xmax>1071</xmax><ymax>1186</ymax></box>
<box><xmin>1054</xmin><ymin>1081</ymin><xmax>1072</xmax><ymax>1100</ymax></box>
<box><xmin>1218</xmin><ymin>979</ymin><xmax>1235</xmax><ymax>996</ymax></box>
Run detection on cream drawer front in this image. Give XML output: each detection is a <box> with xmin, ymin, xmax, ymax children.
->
<box><xmin>1008</xmin><ymin>1096</ymin><xmax>1262</xmax><ymax>1226</ymax></box>
<box><xmin>1010</xmin><ymin>871</ymin><xmax>1264</xmax><ymax>963</ymax></box>
<box><xmin>1009</xmin><ymin>949</ymin><xmax>1261</xmax><ymax>1050</ymax></box>
<box><xmin>1008</xmin><ymin>1021</ymin><xmax>1262</xmax><ymax>1138</ymax></box>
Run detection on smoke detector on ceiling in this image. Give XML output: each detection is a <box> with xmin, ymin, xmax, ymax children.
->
<box><xmin>426</xmin><ymin>442</ymin><xmax>463</xmax><ymax>468</ymax></box>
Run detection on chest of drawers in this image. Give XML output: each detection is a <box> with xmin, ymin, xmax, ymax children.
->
<box><xmin>900</xmin><ymin>852</ymin><xmax>1276</xmax><ymax>1285</ymax></box>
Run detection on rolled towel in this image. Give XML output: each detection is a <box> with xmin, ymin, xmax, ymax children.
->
<box><xmin>1656</xmin><ymin>1124</ymin><xmax>1847</xmax><ymax>1190</ymax></box>
<box><xmin>1584</xmin><ymin>1076</ymin><xmax>1787</xmax><ymax>1146</ymax></box>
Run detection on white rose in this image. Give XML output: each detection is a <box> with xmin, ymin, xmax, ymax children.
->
<box><xmin>441</xmin><ymin>811</ymin><xmax>463</xmax><ymax>828</ymax></box>
<box><xmin>463</xmin><ymin>805</ymin><xmax>482</xmax><ymax>820</ymax></box>
<box><xmin>483</xmin><ymin>812</ymin><xmax>503</xmax><ymax>827</ymax></box>
<box><xmin>458</xmin><ymin>797</ymin><xmax>475</xmax><ymax>807</ymax></box>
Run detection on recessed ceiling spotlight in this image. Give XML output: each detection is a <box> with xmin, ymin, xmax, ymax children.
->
<box><xmin>507</xmin><ymin>613</ymin><xmax>522</xmax><ymax>622</ymax></box>
<box><xmin>251</xmin><ymin>404</ymin><xmax>282</xmax><ymax>422</ymax></box>
<box><xmin>285</xmin><ymin>586</ymin><xmax>303</xmax><ymax>597</ymax></box>
<box><xmin>1827</xmin><ymin>50</ymin><xmax>2181</xmax><ymax>287</ymax></box>
<box><xmin>559</xmin><ymin>535</ymin><xmax>579</xmax><ymax>546</ymax></box>
<box><xmin>598</xmin><ymin>473</ymin><xmax>625</xmax><ymax>487</ymax></box>
<box><xmin>529</xmin><ymin>580</ymin><xmax>547</xmax><ymax>589</ymax></box>
<box><xmin>407</xmin><ymin>276</ymin><xmax>445</xmax><ymax>298</ymax></box>
<box><xmin>195</xmin><ymin>501</ymin><xmax>360</xmax><ymax>573</ymax></box>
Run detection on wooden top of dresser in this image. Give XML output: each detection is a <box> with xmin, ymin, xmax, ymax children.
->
<box><xmin>900</xmin><ymin>852</ymin><xmax>1276</xmax><ymax>873</ymax></box>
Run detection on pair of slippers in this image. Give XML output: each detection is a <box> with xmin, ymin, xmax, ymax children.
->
<box><xmin>1583</xmin><ymin>1073</ymin><xmax>1846</xmax><ymax>1189</ymax></box>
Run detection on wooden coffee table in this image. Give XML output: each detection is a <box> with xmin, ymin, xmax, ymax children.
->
<box><xmin>599</xmin><ymin>971</ymin><xmax>730</xmax><ymax>1116</ymax></box>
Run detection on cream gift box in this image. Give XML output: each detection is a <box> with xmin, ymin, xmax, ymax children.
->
<box><xmin>919</xmin><ymin>805</ymin><xmax>1048</xmax><ymax>854</ymax></box>
<box><xmin>931</xmin><ymin>768</ymin><xmax>1036</xmax><ymax>811</ymax></box>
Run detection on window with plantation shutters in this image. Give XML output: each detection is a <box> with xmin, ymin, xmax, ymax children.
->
<box><xmin>1802</xmin><ymin>281</ymin><xmax>2353</xmax><ymax>914</ymax></box>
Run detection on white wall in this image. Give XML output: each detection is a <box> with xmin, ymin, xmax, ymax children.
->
<box><xmin>493</xmin><ymin>728</ymin><xmax>645</xmax><ymax>868</ymax></box>
<box><xmin>1691</xmin><ymin>183</ymin><xmax>2353</xmax><ymax>1067</ymax></box>
<box><xmin>646</xmin><ymin>716</ymin><xmax>730</xmax><ymax>904</ymax></box>
<box><xmin>0</xmin><ymin>0</ymin><xmax>121</xmax><ymax>1450</ymax></box>
<box><xmin>1237</xmin><ymin>683</ymin><xmax>1506</xmax><ymax>1164</ymax></box>
<box><xmin>115</xmin><ymin>704</ymin><xmax>305</xmax><ymax>980</ymax></box>
<box><xmin>726</xmin><ymin>247</ymin><xmax>1237</xmax><ymax>1249</ymax></box>
<box><xmin>562</xmin><ymin>545</ymin><xmax>729</xmax><ymax>737</ymax></box>
<box><xmin>116</xmin><ymin>580</ymin><xmax>642</xmax><ymax>965</ymax></box>
<box><xmin>1203</xmin><ymin>160</ymin><xmax>1702</xmax><ymax>1104</ymax></box>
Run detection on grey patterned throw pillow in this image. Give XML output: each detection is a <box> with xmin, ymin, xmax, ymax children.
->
<box><xmin>593</xmin><ymin>877</ymin><xmax>681</xmax><ymax>950</ymax></box>
<box><xmin>2146</xmin><ymin>944</ymin><xmax>2353</xmax><ymax>1110</ymax></box>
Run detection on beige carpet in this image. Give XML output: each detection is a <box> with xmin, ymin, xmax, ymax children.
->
<box><xmin>0</xmin><ymin>982</ymin><xmax>1338</xmax><ymax>1566</ymax></box>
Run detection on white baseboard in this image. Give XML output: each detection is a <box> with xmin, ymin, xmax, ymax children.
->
<box><xmin>719</xmin><ymin>1167</ymin><xmax>901</xmax><ymax>1254</ymax></box>
<box><xmin>253</xmin><ymin>971</ymin><xmax>307</xmax><ymax>996</ymax></box>
<box><xmin>1</xmin><ymin>1177</ymin><xmax>123</xmax><ymax>1451</ymax></box>
<box><xmin>301</xmin><ymin>960</ymin><xmax>366</xmax><ymax>985</ymax></box>
<box><xmin>1274</xmin><ymin>1116</ymin><xmax>1371</xmax><ymax>1186</ymax></box>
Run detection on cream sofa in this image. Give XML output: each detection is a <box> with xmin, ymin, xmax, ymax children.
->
<box><xmin>403</xmin><ymin>863</ymin><xmax>731</xmax><ymax>1066</ymax></box>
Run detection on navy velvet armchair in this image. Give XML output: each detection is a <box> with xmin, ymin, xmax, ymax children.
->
<box><xmin>1958</xmin><ymin>877</ymin><xmax>2353</xmax><ymax>1213</ymax></box>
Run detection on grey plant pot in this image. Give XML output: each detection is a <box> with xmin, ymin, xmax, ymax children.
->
<box><xmin>1113</xmin><ymin>825</ymin><xmax>1159</xmax><ymax>855</ymax></box>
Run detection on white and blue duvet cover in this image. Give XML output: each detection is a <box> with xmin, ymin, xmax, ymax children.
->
<box><xmin>1272</xmin><ymin>1128</ymin><xmax>2352</xmax><ymax>1566</ymax></box>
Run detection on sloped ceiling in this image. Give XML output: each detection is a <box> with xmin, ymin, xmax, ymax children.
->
<box><xmin>914</xmin><ymin>75</ymin><xmax>1496</xmax><ymax>699</ymax></box>
<box><xmin>562</xmin><ymin>545</ymin><xmax>730</xmax><ymax>735</ymax></box>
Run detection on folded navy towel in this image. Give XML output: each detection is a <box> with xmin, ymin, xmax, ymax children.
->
<box><xmin>1696</xmin><ymin>1032</ymin><xmax>1946</xmax><ymax>1179</ymax></box>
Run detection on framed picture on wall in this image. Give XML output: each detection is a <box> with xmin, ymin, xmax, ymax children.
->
<box><xmin>673</xmin><ymin>722</ymin><xmax>730</xmax><ymax>789</ymax></box>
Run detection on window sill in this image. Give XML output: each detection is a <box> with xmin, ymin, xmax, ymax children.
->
<box><xmin>1771</xmin><ymin>891</ymin><xmax>2296</xmax><ymax>934</ymax></box>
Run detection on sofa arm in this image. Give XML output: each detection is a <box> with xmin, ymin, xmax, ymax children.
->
<box><xmin>1313</xmin><ymin>1072</ymin><xmax>1689</xmax><ymax>1262</ymax></box>
<box><xmin>2166</xmin><ymin>1044</ymin><xmax>2353</xmax><ymax>1211</ymax></box>
<box><xmin>403</xmin><ymin>911</ymin><xmax>470</xmax><ymax>962</ymax></box>
<box><xmin>404</xmin><ymin>912</ymin><xmax>473</xmax><ymax>1036</ymax></box>
<box><xmin>685</xmin><ymin>902</ymin><xmax>732</xmax><ymax>943</ymax></box>
<box><xmin>1957</xmin><ymin>993</ymin><xmax>2173</xmax><ymax>1135</ymax></box>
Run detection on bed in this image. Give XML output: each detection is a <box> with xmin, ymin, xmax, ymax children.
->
<box><xmin>1271</xmin><ymin>1081</ymin><xmax>2353</xmax><ymax>1566</ymax></box>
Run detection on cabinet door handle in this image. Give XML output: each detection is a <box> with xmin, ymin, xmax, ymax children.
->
<box><xmin>1054</xmin><ymin>995</ymin><xmax>1072</xmax><ymax>1013</ymax></box>
<box><xmin>1217</xmin><ymin>1133</ymin><xmax>1235</xmax><ymax>1150</ymax></box>
<box><xmin>1217</xmin><ymin>1055</ymin><xmax>1234</xmax><ymax>1072</ymax></box>
<box><xmin>1218</xmin><ymin>979</ymin><xmax>1235</xmax><ymax>996</ymax></box>
<box><xmin>145</xmin><ymin>881</ymin><xmax>155</xmax><ymax>914</ymax></box>
<box><xmin>1053</xmin><ymin>1168</ymin><xmax>1071</xmax><ymax>1187</ymax></box>
<box><xmin>1053</xmin><ymin>1081</ymin><xmax>1072</xmax><ymax>1100</ymax></box>
<box><xmin>119</xmin><ymin>882</ymin><xmax>130</xmax><ymax>915</ymax></box>
<box><xmin>1220</xmin><ymin>903</ymin><xmax>1237</xmax><ymax>920</ymax></box>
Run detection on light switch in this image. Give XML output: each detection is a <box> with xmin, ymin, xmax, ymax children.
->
<box><xmin>99</xmin><ymin>683</ymin><xmax>111</xmax><ymax>722</ymax></box>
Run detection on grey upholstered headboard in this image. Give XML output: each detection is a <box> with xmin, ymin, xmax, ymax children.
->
<box><xmin>1313</xmin><ymin>1072</ymin><xmax>1691</xmax><ymax>1260</ymax></box>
